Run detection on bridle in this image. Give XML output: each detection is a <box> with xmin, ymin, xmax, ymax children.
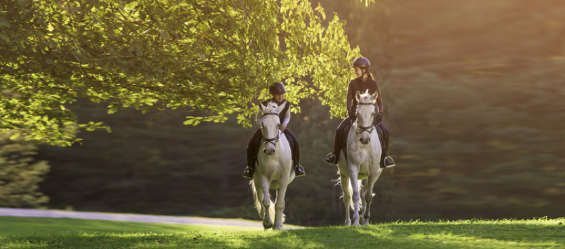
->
<box><xmin>261</xmin><ymin>112</ymin><xmax>281</xmax><ymax>146</ymax></box>
<box><xmin>355</xmin><ymin>102</ymin><xmax>375</xmax><ymax>135</ymax></box>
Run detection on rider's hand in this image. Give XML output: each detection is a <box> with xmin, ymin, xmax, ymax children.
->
<box><xmin>375</xmin><ymin>112</ymin><xmax>383</xmax><ymax>124</ymax></box>
<box><xmin>280</xmin><ymin>124</ymin><xmax>286</xmax><ymax>131</ymax></box>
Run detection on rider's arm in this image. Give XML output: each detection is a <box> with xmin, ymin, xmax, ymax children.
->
<box><xmin>282</xmin><ymin>101</ymin><xmax>290</xmax><ymax>126</ymax></box>
<box><xmin>375</xmin><ymin>81</ymin><xmax>383</xmax><ymax>114</ymax></box>
<box><xmin>346</xmin><ymin>81</ymin><xmax>354</xmax><ymax>114</ymax></box>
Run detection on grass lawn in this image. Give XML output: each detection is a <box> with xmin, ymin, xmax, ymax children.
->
<box><xmin>0</xmin><ymin>216</ymin><xmax>260</xmax><ymax>237</ymax></box>
<box><xmin>1</xmin><ymin>217</ymin><xmax>564</xmax><ymax>248</ymax></box>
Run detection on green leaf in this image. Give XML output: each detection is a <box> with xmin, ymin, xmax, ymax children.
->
<box><xmin>17</xmin><ymin>0</ymin><xmax>32</xmax><ymax>5</ymax></box>
<box><xmin>0</xmin><ymin>33</ymin><xmax>10</xmax><ymax>42</ymax></box>
<box><xmin>9</xmin><ymin>133</ymin><xmax>20</xmax><ymax>140</ymax></box>
<box><xmin>159</xmin><ymin>29</ymin><xmax>168</xmax><ymax>40</ymax></box>
<box><xmin>141</xmin><ymin>108</ymin><xmax>152</xmax><ymax>114</ymax></box>
<box><xmin>0</xmin><ymin>16</ymin><xmax>10</xmax><ymax>28</ymax></box>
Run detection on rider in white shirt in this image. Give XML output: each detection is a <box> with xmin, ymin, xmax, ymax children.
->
<box><xmin>243</xmin><ymin>82</ymin><xmax>306</xmax><ymax>179</ymax></box>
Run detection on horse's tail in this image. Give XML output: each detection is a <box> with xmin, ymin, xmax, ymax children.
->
<box><xmin>250</xmin><ymin>180</ymin><xmax>276</xmax><ymax>222</ymax></box>
<box><xmin>250</xmin><ymin>180</ymin><xmax>264</xmax><ymax>217</ymax></box>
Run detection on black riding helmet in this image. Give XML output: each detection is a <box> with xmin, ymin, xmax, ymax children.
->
<box><xmin>350</xmin><ymin>57</ymin><xmax>370</xmax><ymax>68</ymax></box>
<box><xmin>269</xmin><ymin>82</ymin><xmax>286</xmax><ymax>95</ymax></box>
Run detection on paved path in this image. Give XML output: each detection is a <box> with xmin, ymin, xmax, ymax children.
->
<box><xmin>0</xmin><ymin>207</ymin><xmax>264</xmax><ymax>228</ymax></box>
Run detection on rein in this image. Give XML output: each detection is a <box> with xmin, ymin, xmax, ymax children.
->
<box><xmin>355</xmin><ymin>102</ymin><xmax>375</xmax><ymax>135</ymax></box>
<box><xmin>262</xmin><ymin>112</ymin><xmax>281</xmax><ymax>146</ymax></box>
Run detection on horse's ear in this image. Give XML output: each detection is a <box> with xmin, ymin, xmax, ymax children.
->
<box><xmin>356</xmin><ymin>91</ymin><xmax>361</xmax><ymax>102</ymax></box>
<box><xmin>371</xmin><ymin>92</ymin><xmax>379</xmax><ymax>103</ymax></box>
<box><xmin>259</xmin><ymin>102</ymin><xmax>267</xmax><ymax>113</ymax></box>
<box><xmin>275</xmin><ymin>101</ymin><xmax>287</xmax><ymax>114</ymax></box>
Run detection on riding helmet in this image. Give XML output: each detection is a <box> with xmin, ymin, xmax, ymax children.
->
<box><xmin>350</xmin><ymin>57</ymin><xmax>371</xmax><ymax>68</ymax></box>
<box><xmin>269</xmin><ymin>82</ymin><xmax>287</xmax><ymax>95</ymax></box>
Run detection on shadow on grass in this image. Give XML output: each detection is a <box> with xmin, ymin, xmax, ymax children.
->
<box><xmin>241</xmin><ymin>221</ymin><xmax>565</xmax><ymax>249</ymax></box>
<box><xmin>2</xmin><ymin>221</ymin><xmax>564</xmax><ymax>248</ymax></box>
<box><xmin>236</xmin><ymin>221</ymin><xmax>565</xmax><ymax>248</ymax></box>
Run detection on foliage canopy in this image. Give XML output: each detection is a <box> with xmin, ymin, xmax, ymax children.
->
<box><xmin>0</xmin><ymin>132</ymin><xmax>50</xmax><ymax>208</ymax></box>
<box><xmin>0</xmin><ymin>0</ymin><xmax>368</xmax><ymax>146</ymax></box>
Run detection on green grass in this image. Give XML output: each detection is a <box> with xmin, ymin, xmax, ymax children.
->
<box><xmin>0</xmin><ymin>216</ymin><xmax>260</xmax><ymax>237</ymax></box>
<box><xmin>1</xmin><ymin>218</ymin><xmax>564</xmax><ymax>248</ymax></box>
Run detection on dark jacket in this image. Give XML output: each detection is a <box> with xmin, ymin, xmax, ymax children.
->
<box><xmin>346</xmin><ymin>77</ymin><xmax>383</xmax><ymax>115</ymax></box>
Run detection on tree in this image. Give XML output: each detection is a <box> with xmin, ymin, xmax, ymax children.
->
<box><xmin>0</xmin><ymin>132</ymin><xmax>50</xmax><ymax>208</ymax></box>
<box><xmin>0</xmin><ymin>0</ymin><xmax>377</xmax><ymax>146</ymax></box>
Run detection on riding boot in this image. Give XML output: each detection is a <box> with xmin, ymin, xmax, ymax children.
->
<box><xmin>243</xmin><ymin>144</ymin><xmax>255</xmax><ymax>179</ymax></box>
<box><xmin>285</xmin><ymin>129</ymin><xmax>305</xmax><ymax>177</ymax></box>
<box><xmin>380</xmin><ymin>145</ymin><xmax>396</xmax><ymax>168</ymax></box>
<box><xmin>292</xmin><ymin>148</ymin><xmax>306</xmax><ymax>177</ymax></box>
<box><xmin>243</xmin><ymin>129</ymin><xmax>262</xmax><ymax>179</ymax></box>
<box><xmin>378</xmin><ymin>123</ymin><xmax>396</xmax><ymax>168</ymax></box>
<box><xmin>292</xmin><ymin>144</ymin><xmax>305</xmax><ymax>177</ymax></box>
<box><xmin>295</xmin><ymin>165</ymin><xmax>306</xmax><ymax>177</ymax></box>
<box><xmin>242</xmin><ymin>166</ymin><xmax>253</xmax><ymax>180</ymax></box>
<box><xmin>324</xmin><ymin>130</ymin><xmax>340</xmax><ymax>164</ymax></box>
<box><xmin>324</xmin><ymin>117</ymin><xmax>351</xmax><ymax>165</ymax></box>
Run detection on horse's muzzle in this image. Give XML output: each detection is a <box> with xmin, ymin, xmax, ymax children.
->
<box><xmin>263</xmin><ymin>148</ymin><xmax>275</xmax><ymax>155</ymax></box>
<box><xmin>359</xmin><ymin>138</ymin><xmax>370</xmax><ymax>144</ymax></box>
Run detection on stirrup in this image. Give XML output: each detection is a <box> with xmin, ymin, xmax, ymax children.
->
<box><xmin>295</xmin><ymin>165</ymin><xmax>306</xmax><ymax>177</ymax></box>
<box><xmin>384</xmin><ymin>156</ymin><xmax>396</xmax><ymax>168</ymax></box>
<box><xmin>242</xmin><ymin>167</ymin><xmax>253</xmax><ymax>180</ymax></box>
<box><xmin>324</xmin><ymin>153</ymin><xmax>337</xmax><ymax>165</ymax></box>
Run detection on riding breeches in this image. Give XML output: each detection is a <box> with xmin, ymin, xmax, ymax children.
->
<box><xmin>246</xmin><ymin>128</ymin><xmax>301</xmax><ymax>169</ymax></box>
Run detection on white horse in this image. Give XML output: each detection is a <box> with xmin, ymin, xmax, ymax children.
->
<box><xmin>337</xmin><ymin>91</ymin><xmax>384</xmax><ymax>227</ymax></box>
<box><xmin>250</xmin><ymin>101</ymin><xmax>295</xmax><ymax>230</ymax></box>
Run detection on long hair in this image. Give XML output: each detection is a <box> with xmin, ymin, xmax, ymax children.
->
<box><xmin>360</xmin><ymin>68</ymin><xmax>374</xmax><ymax>82</ymax></box>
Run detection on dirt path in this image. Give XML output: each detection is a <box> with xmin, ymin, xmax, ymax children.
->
<box><xmin>0</xmin><ymin>207</ymin><xmax>264</xmax><ymax>228</ymax></box>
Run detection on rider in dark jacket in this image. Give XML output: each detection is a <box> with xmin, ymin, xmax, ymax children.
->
<box><xmin>324</xmin><ymin>57</ymin><xmax>396</xmax><ymax>168</ymax></box>
<box><xmin>243</xmin><ymin>82</ymin><xmax>306</xmax><ymax>179</ymax></box>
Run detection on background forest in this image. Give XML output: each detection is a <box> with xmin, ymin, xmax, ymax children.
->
<box><xmin>7</xmin><ymin>0</ymin><xmax>565</xmax><ymax>226</ymax></box>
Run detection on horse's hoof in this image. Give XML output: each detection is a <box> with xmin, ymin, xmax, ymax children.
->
<box><xmin>263</xmin><ymin>225</ymin><xmax>272</xmax><ymax>229</ymax></box>
<box><xmin>353</xmin><ymin>223</ymin><xmax>361</xmax><ymax>227</ymax></box>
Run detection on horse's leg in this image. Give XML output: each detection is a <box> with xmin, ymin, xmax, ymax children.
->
<box><xmin>359</xmin><ymin>180</ymin><xmax>367</xmax><ymax>225</ymax></box>
<box><xmin>260</xmin><ymin>177</ymin><xmax>273</xmax><ymax>229</ymax></box>
<box><xmin>362</xmin><ymin>176</ymin><xmax>378</xmax><ymax>226</ymax></box>
<box><xmin>273</xmin><ymin>182</ymin><xmax>288</xmax><ymax>230</ymax></box>
<box><xmin>349</xmin><ymin>166</ymin><xmax>361</xmax><ymax>227</ymax></box>
<box><xmin>340</xmin><ymin>174</ymin><xmax>351</xmax><ymax>226</ymax></box>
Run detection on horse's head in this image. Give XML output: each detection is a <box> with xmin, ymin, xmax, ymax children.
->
<box><xmin>259</xmin><ymin>102</ymin><xmax>285</xmax><ymax>155</ymax></box>
<box><xmin>355</xmin><ymin>90</ymin><xmax>378</xmax><ymax>144</ymax></box>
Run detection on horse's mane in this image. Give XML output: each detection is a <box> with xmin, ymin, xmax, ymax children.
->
<box><xmin>263</xmin><ymin>102</ymin><xmax>282</xmax><ymax>114</ymax></box>
<box><xmin>358</xmin><ymin>90</ymin><xmax>374</xmax><ymax>104</ymax></box>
